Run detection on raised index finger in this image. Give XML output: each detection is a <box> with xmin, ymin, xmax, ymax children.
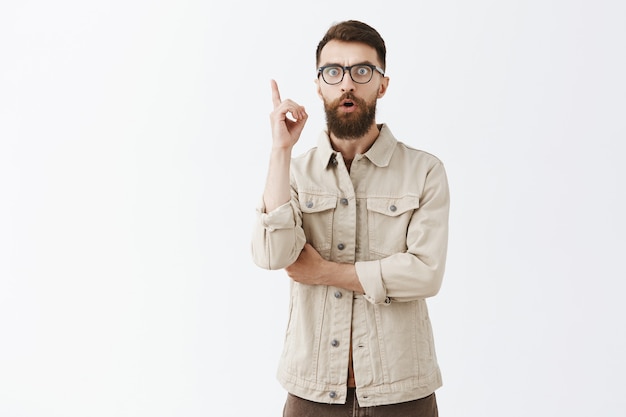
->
<box><xmin>270</xmin><ymin>79</ymin><xmax>282</xmax><ymax>108</ymax></box>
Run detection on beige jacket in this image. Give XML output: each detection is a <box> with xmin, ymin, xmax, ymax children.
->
<box><xmin>251</xmin><ymin>124</ymin><xmax>450</xmax><ymax>407</ymax></box>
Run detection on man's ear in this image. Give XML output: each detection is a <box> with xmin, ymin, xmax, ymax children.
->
<box><xmin>378</xmin><ymin>76</ymin><xmax>390</xmax><ymax>98</ymax></box>
<box><xmin>315</xmin><ymin>78</ymin><xmax>323</xmax><ymax>99</ymax></box>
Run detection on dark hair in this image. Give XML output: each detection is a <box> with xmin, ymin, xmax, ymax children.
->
<box><xmin>316</xmin><ymin>20</ymin><xmax>386</xmax><ymax>71</ymax></box>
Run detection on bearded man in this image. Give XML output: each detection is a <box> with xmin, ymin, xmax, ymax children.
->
<box><xmin>252</xmin><ymin>20</ymin><xmax>450</xmax><ymax>417</ymax></box>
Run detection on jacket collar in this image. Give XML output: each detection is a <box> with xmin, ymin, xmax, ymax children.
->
<box><xmin>317</xmin><ymin>123</ymin><xmax>397</xmax><ymax>170</ymax></box>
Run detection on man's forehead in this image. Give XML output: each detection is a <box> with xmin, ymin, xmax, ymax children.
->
<box><xmin>319</xmin><ymin>40</ymin><xmax>379</xmax><ymax>65</ymax></box>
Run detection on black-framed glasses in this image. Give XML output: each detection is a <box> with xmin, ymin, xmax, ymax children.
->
<box><xmin>317</xmin><ymin>63</ymin><xmax>385</xmax><ymax>85</ymax></box>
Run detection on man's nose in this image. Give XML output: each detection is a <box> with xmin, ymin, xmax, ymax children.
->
<box><xmin>340</xmin><ymin>70</ymin><xmax>356</xmax><ymax>91</ymax></box>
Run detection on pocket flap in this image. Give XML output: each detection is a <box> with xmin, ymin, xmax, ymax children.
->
<box><xmin>366</xmin><ymin>195</ymin><xmax>420</xmax><ymax>216</ymax></box>
<box><xmin>299</xmin><ymin>193</ymin><xmax>337</xmax><ymax>213</ymax></box>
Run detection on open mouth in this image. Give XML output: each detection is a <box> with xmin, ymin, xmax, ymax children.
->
<box><xmin>335</xmin><ymin>94</ymin><xmax>359</xmax><ymax>113</ymax></box>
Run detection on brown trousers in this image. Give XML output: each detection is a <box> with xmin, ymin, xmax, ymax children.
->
<box><xmin>283</xmin><ymin>389</ymin><xmax>438</xmax><ymax>417</ymax></box>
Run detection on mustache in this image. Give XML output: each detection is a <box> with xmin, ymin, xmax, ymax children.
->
<box><xmin>341</xmin><ymin>92</ymin><xmax>356</xmax><ymax>101</ymax></box>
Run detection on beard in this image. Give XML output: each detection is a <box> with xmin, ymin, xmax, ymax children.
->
<box><xmin>323</xmin><ymin>93</ymin><xmax>377</xmax><ymax>139</ymax></box>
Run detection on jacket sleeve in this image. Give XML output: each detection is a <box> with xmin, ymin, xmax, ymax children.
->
<box><xmin>251</xmin><ymin>189</ymin><xmax>307</xmax><ymax>271</ymax></box>
<box><xmin>356</xmin><ymin>161</ymin><xmax>450</xmax><ymax>304</ymax></box>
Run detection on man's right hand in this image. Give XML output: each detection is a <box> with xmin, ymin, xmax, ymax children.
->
<box><xmin>270</xmin><ymin>79</ymin><xmax>308</xmax><ymax>150</ymax></box>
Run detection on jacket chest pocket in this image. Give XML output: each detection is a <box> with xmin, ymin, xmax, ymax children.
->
<box><xmin>366</xmin><ymin>195</ymin><xmax>420</xmax><ymax>256</ymax></box>
<box><xmin>299</xmin><ymin>193</ymin><xmax>337</xmax><ymax>252</ymax></box>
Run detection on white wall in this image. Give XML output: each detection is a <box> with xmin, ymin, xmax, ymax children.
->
<box><xmin>1</xmin><ymin>1</ymin><xmax>625</xmax><ymax>416</ymax></box>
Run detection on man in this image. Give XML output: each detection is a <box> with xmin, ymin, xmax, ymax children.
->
<box><xmin>251</xmin><ymin>20</ymin><xmax>449</xmax><ymax>417</ymax></box>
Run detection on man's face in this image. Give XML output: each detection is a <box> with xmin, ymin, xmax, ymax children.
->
<box><xmin>316</xmin><ymin>40</ymin><xmax>389</xmax><ymax>139</ymax></box>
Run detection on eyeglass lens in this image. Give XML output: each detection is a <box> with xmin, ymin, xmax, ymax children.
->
<box><xmin>321</xmin><ymin>65</ymin><xmax>374</xmax><ymax>85</ymax></box>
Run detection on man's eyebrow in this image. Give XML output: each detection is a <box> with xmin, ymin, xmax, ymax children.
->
<box><xmin>319</xmin><ymin>62</ymin><xmax>342</xmax><ymax>68</ymax></box>
<box><xmin>319</xmin><ymin>61</ymin><xmax>376</xmax><ymax>67</ymax></box>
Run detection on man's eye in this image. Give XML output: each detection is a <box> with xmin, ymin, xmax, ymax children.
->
<box><xmin>326</xmin><ymin>68</ymin><xmax>341</xmax><ymax>77</ymax></box>
<box><xmin>355</xmin><ymin>66</ymin><xmax>370</xmax><ymax>76</ymax></box>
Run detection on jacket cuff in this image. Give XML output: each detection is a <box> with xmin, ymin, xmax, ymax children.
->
<box><xmin>257</xmin><ymin>201</ymin><xmax>294</xmax><ymax>232</ymax></box>
<box><xmin>355</xmin><ymin>260</ymin><xmax>390</xmax><ymax>305</ymax></box>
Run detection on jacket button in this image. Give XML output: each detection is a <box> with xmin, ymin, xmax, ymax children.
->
<box><xmin>334</xmin><ymin>291</ymin><xmax>342</xmax><ymax>299</ymax></box>
<box><xmin>337</xmin><ymin>243</ymin><xmax>345</xmax><ymax>250</ymax></box>
<box><xmin>306</xmin><ymin>201</ymin><xmax>314</xmax><ymax>208</ymax></box>
<box><xmin>331</xmin><ymin>339</ymin><xmax>339</xmax><ymax>347</ymax></box>
<box><xmin>340</xmin><ymin>198</ymin><xmax>349</xmax><ymax>205</ymax></box>
<box><xmin>389</xmin><ymin>204</ymin><xmax>397</xmax><ymax>212</ymax></box>
<box><xmin>329</xmin><ymin>391</ymin><xmax>337</xmax><ymax>399</ymax></box>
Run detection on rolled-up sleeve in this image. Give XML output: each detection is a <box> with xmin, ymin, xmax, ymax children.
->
<box><xmin>355</xmin><ymin>260</ymin><xmax>388</xmax><ymax>304</ymax></box>
<box><xmin>251</xmin><ymin>199</ymin><xmax>306</xmax><ymax>270</ymax></box>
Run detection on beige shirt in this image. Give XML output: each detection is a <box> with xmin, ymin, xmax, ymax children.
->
<box><xmin>251</xmin><ymin>124</ymin><xmax>450</xmax><ymax>407</ymax></box>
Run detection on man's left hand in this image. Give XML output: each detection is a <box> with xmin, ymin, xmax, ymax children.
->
<box><xmin>285</xmin><ymin>243</ymin><xmax>326</xmax><ymax>285</ymax></box>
